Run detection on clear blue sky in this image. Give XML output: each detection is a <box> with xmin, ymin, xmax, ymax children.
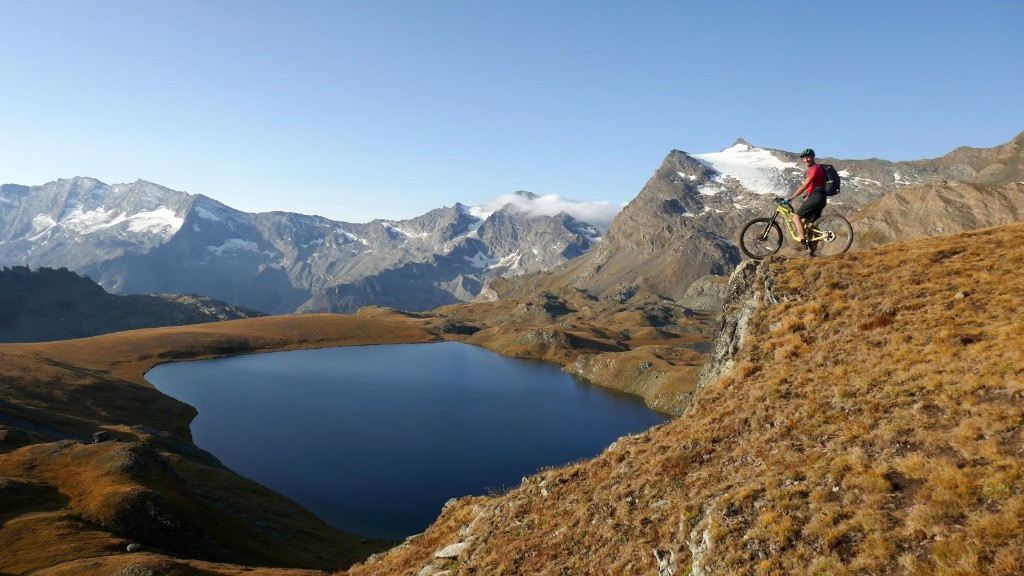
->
<box><xmin>3</xmin><ymin>1</ymin><xmax>1022</xmax><ymax>223</ymax></box>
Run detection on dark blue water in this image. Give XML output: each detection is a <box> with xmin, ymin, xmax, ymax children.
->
<box><xmin>145</xmin><ymin>341</ymin><xmax>667</xmax><ymax>540</ymax></box>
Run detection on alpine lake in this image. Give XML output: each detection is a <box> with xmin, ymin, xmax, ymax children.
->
<box><xmin>146</xmin><ymin>341</ymin><xmax>669</xmax><ymax>540</ymax></box>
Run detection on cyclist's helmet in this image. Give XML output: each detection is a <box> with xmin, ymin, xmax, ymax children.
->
<box><xmin>799</xmin><ymin>148</ymin><xmax>816</xmax><ymax>158</ymax></box>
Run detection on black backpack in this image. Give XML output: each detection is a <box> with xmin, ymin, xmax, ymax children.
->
<box><xmin>820</xmin><ymin>164</ymin><xmax>841</xmax><ymax>196</ymax></box>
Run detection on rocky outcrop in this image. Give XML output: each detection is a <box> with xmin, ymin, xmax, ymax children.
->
<box><xmin>688</xmin><ymin>256</ymin><xmax>788</xmax><ymax>415</ymax></box>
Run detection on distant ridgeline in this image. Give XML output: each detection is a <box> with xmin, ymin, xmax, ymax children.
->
<box><xmin>0</xmin><ymin>179</ymin><xmax>602</xmax><ymax>315</ymax></box>
<box><xmin>0</xmin><ymin>266</ymin><xmax>261</xmax><ymax>343</ymax></box>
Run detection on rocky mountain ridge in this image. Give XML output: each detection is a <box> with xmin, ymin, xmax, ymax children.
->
<box><xmin>0</xmin><ymin>181</ymin><xmax>600</xmax><ymax>314</ymax></box>
<box><xmin>0</xmin><ymin>266</ymin><xmax>263</xmax><ymax>342</ymax></box>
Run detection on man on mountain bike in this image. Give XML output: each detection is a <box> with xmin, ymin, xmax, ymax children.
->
<box><xmin>788</xmin><ymin>148</ymin><xmax>827</xmax><ymax>250</ymax></box>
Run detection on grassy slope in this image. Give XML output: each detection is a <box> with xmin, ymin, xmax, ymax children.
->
<box><xmin>346</xmin><ymin>221</ymin><xmax>1024</xmax><ymax>575</ymax></box>
<box><xmin>1</xmin><ymin>312</ymin><xmax>440</xmax><ymax>575</ymax></box>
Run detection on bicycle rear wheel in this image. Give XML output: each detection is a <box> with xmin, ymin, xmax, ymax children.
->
<box><xmin>739</xmin><ymin>217</ymin><xmax>783</xmax><ymax>260</ymax></box>
<box><xmin>811</xmin><ymin>215</ymin><xmax>853</xmax><ymax>257</ymax></box>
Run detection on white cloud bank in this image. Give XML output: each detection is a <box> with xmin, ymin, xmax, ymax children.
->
<box><xmin>471</xmin><ymin>193</ymin><xmax>623</xmax><ymax>231</ymax></box>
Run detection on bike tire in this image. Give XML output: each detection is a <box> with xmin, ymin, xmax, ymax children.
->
<box><xmin>812</xmin><ymin>215</ymin><xmax>854</xmax><ymax>257</ymax></box>
<box><xmin>739</xmin><ymin>217</ymin><xmax>784</xmax><ymax>260</ymax></box>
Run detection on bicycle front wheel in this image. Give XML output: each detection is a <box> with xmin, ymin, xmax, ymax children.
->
<box><xmin>739</xmin><ymin>217</ymin><xmax>783</xmax><ymax>260</ymax></box>
<box><xmin>812</xmin><ymin>215</ymin><xmax>854</xmax><ymax>257</ymax></box>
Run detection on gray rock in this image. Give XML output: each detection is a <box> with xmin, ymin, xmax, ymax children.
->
<box><xmin>434</xmin><ymin>541</ymin><xmax>471</xmax><ymax>559</ymax></box>
<box><xmin>654</xmin><ymin>549</ymin><xmax>676</xmax><ymax>576</ymax></box>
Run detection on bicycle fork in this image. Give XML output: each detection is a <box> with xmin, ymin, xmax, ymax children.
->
<box><xmin>761</xmin><ymin>212</ymin><xmax>781</xmax><ymax>241</ymax></box>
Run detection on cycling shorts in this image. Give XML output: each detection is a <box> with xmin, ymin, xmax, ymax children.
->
<box><xmin>797</xmin><ymin>189</ymin><xmax>827</xmax><ymax>222</ymax></box>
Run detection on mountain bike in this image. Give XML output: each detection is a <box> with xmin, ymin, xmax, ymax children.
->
<box><xmin>739</xmin><ymin>197</ymin><xmax>853</xmax><ymax>260</ymax></box>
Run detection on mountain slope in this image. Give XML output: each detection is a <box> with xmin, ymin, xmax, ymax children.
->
<box><xmin>346</xmin><ymin>221</ymin><xmax>1024</xmax><ymax>575</ymax></box>
<box><xmin>0</xmin><ymin>266</ymin><xmax>263</xmax><ymax>342</ymax></box>
<box><xmin>0</xmin><ymin>181</ymin><xmax>601</xmax><ymax>314</ymax></box>
<box><xmin>852</xmin><ymin>180</ymin><xmax>1024</xmax><ymax>250</ymax></box>
<box><xmin>937</xmin><ymin>130</ymin><xmax>1024</xmax><ymax>184</ymax></box>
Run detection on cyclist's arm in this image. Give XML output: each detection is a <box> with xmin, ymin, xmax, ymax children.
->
<box><xmin>790</xmin><ymin>177</ymin><xmax>813</xmax><ymax>200</ymax></box>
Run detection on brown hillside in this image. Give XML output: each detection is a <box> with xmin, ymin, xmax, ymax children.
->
<box><xmin>345</xmin><ymin>221</ymin><xmax>1024</xmax><ymax>575</ymax></box>
<box><xmin>851</xmin><ymin>181</ymin><xmax>1024</xmax><ymax>250</ymax></box>
<box><xmin>940</xmin><ymin>130</ymin><xmax>1024</xmax><ymax>184</ymax></box>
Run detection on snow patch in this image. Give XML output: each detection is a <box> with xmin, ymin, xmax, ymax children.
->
<box><xmin>697</xmin><ymin>182</ymin><xmax>725</xmax><ymax>196</ymax></box>
<box><xmin>382</xmin><ymin>221</ymin><xmax>428</xmax><ymax>239</ymax></box>
<box><xmin>893</xmin><ymin>172</ymin><xmax>919</xmax><ymax>186</ymax></box>
<box><xmin>336</xmin><ymin>228</ymin><xmax>369</xmax><ymax>245</ymax></box>
<box><xmin>692</xmin><ymin>143</ymin><xmax>799</xmax><ymax>196</ymax></box>
<box><xmin>61</xmin><ymin>207</ymin><xmax>127</xmax><ymax>234</ymax></box>
<box><xmin>848</xmin><ymin>175</ymin><xmax>883</xmax><ymax>187</ymax></box>
<box><xmin>208</xmin><ymin>238</ymin><xmax>260</xmax><ymax>257</ymax></box>
<box><xmin>125</xmin><ymin>207</ymin><xmax>183</xmax><ymax>237</ymax></box>
<box><xmin>28</xmin><ymin>215</ymin><xmax>58</xmax><ymax>241</ymax></box>
<box><xmin>492</xmin><ymin>251</ymin><xmax>523</xmax><ymax>271</ymax></box>
<box><xmin>32</xmin><ymin>214</ymin><xmax>57</xmax><ymax>230</ymax></box>
<box><xmin>683</xmin><ymin>206</ymin><xmax>712</xmax><ymax>218</ymax></box>
<box><xmin>40</xmin><ymin>204</ymin><xmax>183</xmax><ymax>240</ymax></box>
<box><xmin>194</xmin><ymin>205</ymin><xmax>222</xmax><ymax>221</ymax></box>
<box><xmin>464</xmin><ymin>249</ymin><xmax>499</xmax><ymax>269</ymax></box>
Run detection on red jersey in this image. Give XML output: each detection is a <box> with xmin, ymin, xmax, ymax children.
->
<box><xmin>805</xmin><ymin>164</ymin><xmax>825</xmax><ymax>196</ymax></box>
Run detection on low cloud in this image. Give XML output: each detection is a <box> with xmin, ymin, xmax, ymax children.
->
<box><xmin>472</xmin><ymin>192</ymin><xmax>623</xmax><ymax>231</ymax></box>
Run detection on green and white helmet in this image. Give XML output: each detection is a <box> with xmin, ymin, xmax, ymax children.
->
<box><xmin>799</xmin><ymin>148</ymin><xmax>816</xmax><ymax>158</ymax></box>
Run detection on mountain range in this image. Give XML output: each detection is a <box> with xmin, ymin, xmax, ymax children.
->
<box><xmin>4</xmin><ymin>132</ymin><xmax>1022</xmax><ymax>316</ymax></box>
<box><xmin>0</xmin><ymin>182</ymin><xmax>600</xmax><ymax>314</ymax></box>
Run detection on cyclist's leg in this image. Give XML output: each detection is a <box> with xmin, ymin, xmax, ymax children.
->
<box><xmin>792</xmin><ymin>212</ymin><xmax>807</xmax><ymax>243</ymax></box>
<box><xmin>796</xmin><ymin>193</ymin><xmax>826</xmax><ymax>242</ymax></box>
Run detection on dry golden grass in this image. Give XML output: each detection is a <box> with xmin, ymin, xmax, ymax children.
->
<box><xmin>346</xmin><ymin>221</ymin><xmax>1024</xmax><ymax>575</ymax></box>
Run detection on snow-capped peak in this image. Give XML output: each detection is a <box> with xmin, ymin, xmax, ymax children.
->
<box><xmin>691</xmin><ymin>142</ymin><xmax>800</xmax><ymax>196</ymax></box>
